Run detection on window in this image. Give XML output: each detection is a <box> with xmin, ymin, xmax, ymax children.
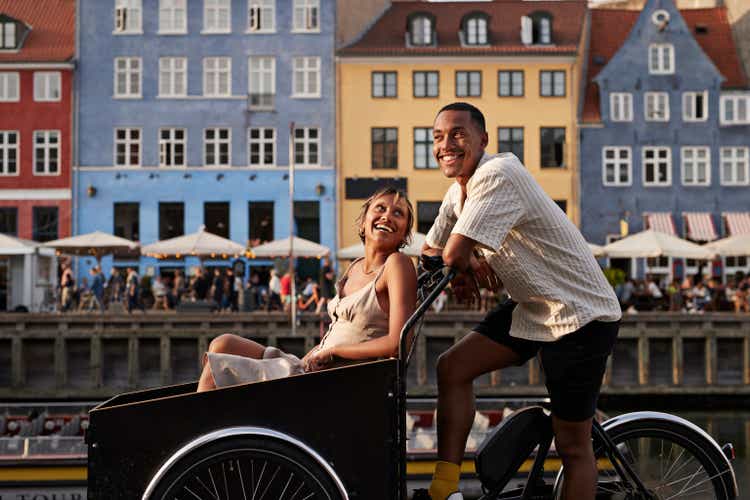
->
<box><xmin>649</xmin><ymin>44</ymin><xmax>674</xmax><ymax>74</ymax></box>
<box><xmin>463</xmin><ymin>15</ymin><xmax>488</xmax><ymax>45</ymax></box>
<box><xmin>642</xmin><ymin>147</ymin><xmax>671</xmax><ymax>186</ymax></box>
<box><xmin>159</xmin><ymin>57</ymin><xmax>187</xmax><ymax>97</ymax></box>
<box><xmin>159</xmin><ymin>128</ymin><xmax>186</xmax><ymax>167</ymax></box>
<box><xmin>610</xmin><ymin>92</ymin><xmax>633</xmax><ymax>122</ymax></box>
<box><xmin>114</xmin><ymin>128</ymin><xmax>141</xmax><ymax>167</ymax></box>
<box><xmin>294</xmin><ymin>200</ymin><xmax>321</xmax><ymax>278</ymax></box>
<box><xmin>0</xmin><ymin>73</ymin><xmax>19</xmax><ymax>101</ymax></box>
<box><xmin>33</xmin><ymin>131</ymin><xmax>60</xmax><ymax>175</ymax></box>
<box><xmin>292</xmin><ymin>57</ymin><xmax>320</xmax><ymax>98</ymax></box>
<box><xmin>159</xmin><ymin>0</ymin><xmax>186</xmax><ymax>33</ymax></box>
<box><xmin>114</xmin><ymin>0</ymin><xmax>142</xmax><ymax>33</ymax></box>
<box><xmin>32</xmin><ymin>207</ymin><xmax>58</xmax><ymax>242</ymax></box>
<box><xmin>455</xmin><ymin>71</ymin><xmax>481</xmax><ymax>97</ymax></box>
<box><xmin>683</xmin><ymin>91</ymin><xmax>708</xmax><ymax>122</ymax></box>
<box><xmin>204</xmin><ymin>128</ymin><xmax>231</xmax><ymax>167</ymax></box>
<box><xmin>249</xmin><ymin>202</ymin><xmax>274</xmax><ymax>246</ymax></box>
<box><xmin>498</xmin><ymin>128</ymin><xmax>523</xmax><ymax>163</ymax></box>
<box><xmin>602</xmin><ymin>147</ymin><xmax>632</xmax><ymax>186</ymax></box>
<box><xmin>248</xmin><ymin>0</ymin><xmax>275</xmax><ymax>32</ymax></box>
<box><xmin>248</xmin><ymin>57</ymin><xmax>275</xmax><ymax>109</ymax></box>
<box><xmin>540</xmin><ymin>128</ymin><xmax>565</xmax><ymax>168</ymax></box>
<box><xmin>203</xmin><ymin>57</ymin><xmax>231</xmax><ymax>96</ymax></box>
<box><xmin>413</xmin><ymin>71</ymin><xmax>438</xmax><ymax>98</ymax></box>
<box><xmin>372</xmin><ymin>72</ymin><xmax>397</xmax><ymax>98</ymax></box>
<box><xmin>248</xmin><ymin>128</ymin><xmax>275</xmax><ymax>166</ymax></box>
<box><xmin>540</xmin><ymin>70</ymin><xmax>565</xmax><ymax>97</ymax></box>
<box><xmin>720</xmin><ymin>95</ymin><xmax>750</xmax><ymax>125</ymax></box>
<box><xmin>114</xmin><ymin>203</ymin><xmax>139</xmax><ymax>241</ymax></box>
<box><xmin>498</xmin><ymin>70</ymin><xmax>523</xmax><ymax>97</ymax></box>
<box><xmin>204</xmin><ymin>202</ymin><xmax>230</xmax><ymax>238</ymax></box>
<box><xmin>204</xmin><ymin>0</ymin><xmax>231</xmax><ymax>33</ymax></box>
<box><xmin>417</xmin><ymin>202</ymin><xmax>441</xmax><ymax>234</ymax></box>
<box><xmin>0</xmin><ymin>208</ymin><xmax>17</xmax><ymax>236</ymax></box>
<box><xmin>522</xmin><ymin>13</ymin><xmax>552</xmax><ymax>45</ymax></box>
<box><xmin>293</xmin><ymin>0</ymin><xmax>319</xmax><ymax>32</ymax></box>
<box><xmin>159</xmin><ymin>202</ymin><xmax>184</xmax><ymax>240</ymax></box>
<box><xmin>410</xmin><ymin>15</ymin><xmax>433</xmax><ymax>46</ymax></box>
<box><xmin>645</xmin><ymin>92</ymin><xmax>669</xmax><ymax>121</ymax></box>
<box><xmin>720</xmin><ymin>147</ymin><xmax>748</xmax><ymax>186</ymax></box>
<box><xmin>293</xmin><ymin>127</ymin><xmax>320</xmax><ymax>166</ymax></box>
<box><xmin>372</xmin><ymin>128</ymin><xmax>398</xmax><ymax>169</ymax></box>
<box><xmin>0</xmin><ymin>21</ymin><xmax>16</xmax><ymax>48</ymax></box>
<box><xmin>0</xmin><ymin>131</ymin><xmax>18</xmax><ymax>175</ymax></box>
<box><xmin>681</xmin><ymin>147</ymin><xmax>710</xmax><ymax>186</ymax></box>
<box><xmin>114</xmin><ymin>57</ymin><xmax>141</xmax><ymax>98</ymax></box>
<box><xmin>34</xmin><ymin>72</ymin><xmax>61</xmax><ymax>102</ymax></box>
<box><xmin>414</xmin><ymin>128</ymin><xmax>437</xmax><ymax>169</ymax></box>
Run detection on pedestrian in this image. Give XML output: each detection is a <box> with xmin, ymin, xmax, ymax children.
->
<box><xmin>172</xmin><ymin>269</ymin><xmax>185</xmax><ymax>307</ymax></box>
<box><xmin>107</xmin><ymin>268</ymin><xmax>124</xmax><ymax>307</ymax></box>
<box><xmin>211</xmin><ymin>268</ymin><xmax>224</xmax><ymax>311</ymax></box>
<box><xmin>59</xmin><ymin>261</ymin><xmax>75</xmax><ymax>312</ymax></box>
<box><xmin>317</xmin><ymin>257</ymin><xmax>336</xmax><ymax>314</ymax></box>
<box><xmin>126</xmin><ymin>267</ymin><xmax>144</xmax><ymax>313</ymax></box>
<box><xmin>151</xmin><ymin>276</ymin><xmax>169</xmax><ymax>310</ymax></box>
<box><xmin>89</xmin><ymin>266</ymin><xmax>105</xmax><ymax>312</ymax></box>
<box><xmin>267</xmin><ymin>269</ymin><xmax>281</xmax><ymax>311</ymax></box>
<box><xmin>280</xmin><ymin>270</ymin><xmax>292</xmax><ymax>312</ymax></box>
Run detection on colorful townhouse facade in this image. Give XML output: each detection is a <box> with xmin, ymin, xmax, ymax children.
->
<box><xmin>579</xmin><ymin>0</ymin><xmax>750</xmax><ymax>280</ymax></box>
<box><xmin>336</xmin><ymin>0</ymin><xmax>588</xmax><ymax>250</ymax></box>
<box><xmin>76</xmin><ymin>0</ymin><xmax>336</xmax><ymax>279</ymax></box>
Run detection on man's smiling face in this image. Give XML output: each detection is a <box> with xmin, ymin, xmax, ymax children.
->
<box><xmin>432</xmin><ymin>109</ymin><xmax>488</xmax><ymax>183</ymax></box>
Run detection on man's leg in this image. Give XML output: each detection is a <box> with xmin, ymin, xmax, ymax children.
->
<box><xmin>552</xmin><ymin>416</ymin><xmax>596</xmax><ymax>500</ymax></box>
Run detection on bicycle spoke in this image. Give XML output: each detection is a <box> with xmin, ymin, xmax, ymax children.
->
<box><xmin>237</xmin><ymin>460</ymin><xmax>249</xmax><ymax>500</ymax></box>
<box><xmin>258</xmin><ymin>464</ymin><xmax>281</xmax><ymax>500</ymax></box>
<box><xmin>278</xmin><ymin>472</ymin><xmax>295</xmax><ymax>499</ymax></box>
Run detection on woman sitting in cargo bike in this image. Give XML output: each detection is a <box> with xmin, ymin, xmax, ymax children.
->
<box><xmin>197</xmin><ymin>186</ymin><xmax>418</xmax><ymax>391</ymax></box>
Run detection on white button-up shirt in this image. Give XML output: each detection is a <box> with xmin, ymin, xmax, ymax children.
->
<box><xmin>426</xmin><ymin>153</ymin><xmax>621</xmax><ymax>341</ymax></box>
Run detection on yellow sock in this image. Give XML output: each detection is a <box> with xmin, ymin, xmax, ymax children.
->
<box><xmin>428</xmin><ymin>461</ymin><xmax>460</xmax><ymax>499</ymax></box>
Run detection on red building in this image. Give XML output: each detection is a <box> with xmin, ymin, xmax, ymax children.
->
<box><xmin>0</xmin><ymin>0</ymin><xmax>74</xmax><ymax>241</ymax></box>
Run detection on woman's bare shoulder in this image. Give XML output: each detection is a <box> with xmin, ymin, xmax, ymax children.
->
<box><xmin>384</xmin><ymin>252</ymin><xmax>417</xmax><ymax>284</ymax></box>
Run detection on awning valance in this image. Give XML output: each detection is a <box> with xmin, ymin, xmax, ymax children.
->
<box><xmin>724</xmin><ymin>212</ymin><xmax>750</xmax><ymax>236</ymax></box>
<box><xmin>644</xmin><ymin>212</ymin><xmax>675</xmax><ymax>236</ymax></box>
<box><xmin>683</xmin><ymin>212</ymin><xmax>717</xmax><ymax>242</ymax></box>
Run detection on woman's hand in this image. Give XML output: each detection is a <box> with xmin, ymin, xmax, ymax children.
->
<box><xmin>303</xmin><ymin>347</ymin><xmax>336</xmax><ymax>372</ymax></box>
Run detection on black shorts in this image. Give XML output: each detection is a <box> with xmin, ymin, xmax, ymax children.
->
<box><xmin>473</xmin><ymin>299</ymin><xmax>619</xmax><ymax>422</ymax></box>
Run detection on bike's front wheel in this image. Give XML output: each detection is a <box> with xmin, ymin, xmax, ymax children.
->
<box><xmin>553</xmin><ymin>416</ymin><xmax>736</xmax><ymax>500</ymax></box>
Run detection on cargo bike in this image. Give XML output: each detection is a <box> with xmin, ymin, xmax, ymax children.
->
<box><xmin>87</xmin><ymin>260</ymin><xmax>738</xmax><ymax>500</ymax></box>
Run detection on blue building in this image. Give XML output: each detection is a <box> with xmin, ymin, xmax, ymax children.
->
<box><xmin>75</xmin><ymin>0</ymin><xmax>335</xmax><ymax>282</ymax></box>
<box><xmin>580</xmin><ymin>0</ymin><xmax>750</xmax><ymax>281</ymax></box>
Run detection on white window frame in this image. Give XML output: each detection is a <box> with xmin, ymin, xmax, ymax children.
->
<box><xmin>465</xmin><ymin>17</ymin><xmax>487</xmax><ymax>45</ymax></box>
<box><xmin>609</xmin><ymin>92</ymin><xmax>633</xmax><ymax>122</ymax></box>
<box><xmin>247</xmin><ymin>0</ymin><xmax>275</xmax><ymax>33</ymax></box>
<box><xmin>602</xmin><ymin>146</ymin><xmax>632</xmax><ymax>186</ymax></box>
<box><xmin>203</xmin><ymin>0</ymin><xmax>231</xmax><ymax>33</ymax></box>
<box><xmin>248</xmin><ymin>56</ymin><xmax>275</xmax><ymax>109</ymax></box>
<box><xmin>1</xmin><ymin>22</ymin><xmax>16</xmax><ymax>49</ymax></box>
<box><xmin>114</xmin><ymin>0</ymin><xmax>142</xmax><ymax>34</ymax></box>
<box><xmin>683</xmin><ymin>91</ymin><xmax>709</xmax><ymax>122</ymax></box>
<box><xmin>648</xmin><ymin>43</ymin><xmax>674</xmax><ymax>75</ymax></box>
<box><xmin>644</xmin><ymin>92</ymin><xmax>669</xmax><ymax>122</ymax></box>
<box><xmin>33</xmin><ymin>130</ymin><xmax>61</xmax><ymax>176</ymax></box>
<box><xmin>0</xmin><ymin>131</ymin><xmax>19</xmax><ymax>176</ymax></box>
<box><xmin>642</xmin><ymin>147</ymin><xmax>671</xmax><ymax>186</ymax></box>
<box><xmin>720</xmin><ymin>94</ymin><xmax>750</xmax><ymax>125</ymax></box>
<box><xmin>720</xmin><ymin>147</ymin><xmax>749</xmax><ymax>186</ymax></box>
<box><xmin>248</xmin><ymin>127</ymin><xmax>276</xmax><ymax>167</ymax></box>
<box><xmin>114</xmin><ymin>128</ymin><xmax>141</xmax><ymax>167</ymax></box>
<box><xmin>292</xmin><ymin>57</ymin><xmax>321</xmax><ymax>98</ymax></box>
<box><xmin>158</xmin><ymin>0</ymin><xmax>187</xmax><ymax>34</ymax></box>
<box><xmin>681</xmin><ymin>146</ymin><xmax>711</xmax><ymax>186</ymax></box>
<box><xmin>293</xmin><ymin>127</ymin><xmax>320</xmax><ymax>167</ymax></box>
<box><xmin>114</xmin><ymin>57</ymin><xmax>142</xmax><ymax>99</ymax></box>
<box><xmin>159</xmin><ymin>128</ymin><xmax>187</xmax><ymax>167</ymax></box>
<box><xmin>159</xmin><ymin>57</ymin><xmax>187</xmax><ymax>97</ymax></box>
<box><xmin>455</xmin><ymin>71</ymin><xmax>481</xmax><ymax>98</ymax></box>
<box><xmin>292</xmin><ymin>0</ymin><xmax>320</xmax><ymax>33</ymax></box>
<box><xmin>33</xmin><ymin>72</ymin><xmax>61</xmax><ymax>102</ymax></box>
<box><xmin>203</xmin><ymin>57</ymin><xmax>232</xmax><ymax>97</ymax></box>
<box><xmin>0</xmin><ymin>72</ymin><xmax>19</xmax><ymax>102</ymax></box>
<box><xmin>203</xmin><ymin>128</ymin><xmax>231</xmax><ymax>167</ymax></box>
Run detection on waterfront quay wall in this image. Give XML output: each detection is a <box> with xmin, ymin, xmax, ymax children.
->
<box><xmin>0</xmin><ymin>313</ymin><xmax>748</xmax><ymax>399</ymax></box>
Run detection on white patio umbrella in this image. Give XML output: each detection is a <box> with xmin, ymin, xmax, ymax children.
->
<box><xmin>250</xmin><ymin>236</ymin><xmax>330</xmax><ymax>259</ymax></box>
<box><xmin>602</xmin><ymin>229</ymin><xmax>715</xmax><ymax>260</ymax></box>
<box><xmin>0</xmin><ymin>234</ymin><xmax>50</xmax><ymax>256</ymax></box>
<box><xmin>338</xmin><ymin>232</ymin><xmax>427</xmax><ymax>259</ymax></box>
<box><xmin>588</xmin><ymin>243</ymin><xmax>606</xmax><ymax>257</ymax></box>
<box><xmin>141</xmin><ymin>226</ymin><xmax>246</xmax><ymax>260</ymax></box>
<box><xmin>42</xmin><ymin>230</ymin><xmax>138</xmax><ymax>262</ymax></box>
<box><xmin>705</xmin><ymin>234</ymin><xmax>750</xmax><ymax>257</ymax></box>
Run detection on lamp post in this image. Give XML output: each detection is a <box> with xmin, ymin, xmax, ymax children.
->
<box><xmin>289</xmin><ymin>122</ymin><xmax>297</xmax><ymax>336</ymax></box>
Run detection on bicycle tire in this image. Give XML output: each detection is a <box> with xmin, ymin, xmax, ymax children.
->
<box><xmin>553</xmin><ymin>418</ymin><xmax>736</xmax><ymax>500</ymax></box>
<box><xmin>147</xmin><ymin>435</ymin><xmax>347</xmax><ymax>500</ymax></box>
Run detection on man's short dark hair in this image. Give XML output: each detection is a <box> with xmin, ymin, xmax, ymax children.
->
<box><xmin>436</xmin><ymin>102</ymin><xmax>486</xmax><ymax>132</ymax></box>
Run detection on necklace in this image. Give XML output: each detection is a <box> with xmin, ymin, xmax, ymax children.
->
<box><xmin>361</xmin><ymin>261</ymin><xmax>384</xmax><ymax>275</ymax></box>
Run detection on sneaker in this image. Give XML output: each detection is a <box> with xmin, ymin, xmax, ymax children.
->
<box><xmin>412</xmin><ymin>489</ymin><xmax>464</xmax><ymax>500</ymax></box>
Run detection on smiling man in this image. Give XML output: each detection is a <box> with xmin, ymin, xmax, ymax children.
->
<box><xmin>418</xmin><ymin>103</ymin><xmax>622</xmax><ymax>500</ymax></box>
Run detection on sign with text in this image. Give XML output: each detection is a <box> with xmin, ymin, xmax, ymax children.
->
<box><xmin>0</xmin><ymin>487</ymin><xmax>86</xmax><ymax>500</ymax></box>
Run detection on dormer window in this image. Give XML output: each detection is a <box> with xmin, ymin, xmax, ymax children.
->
<box><xmin>521</xmin><ymin>12</ymin><xmax>552</xmax><ymax>45</ymax></box>
<box><xmin>0</xmin><ymin>21</ymin><xmax>17</xmax><ymax>49</ymax></box>
<box><xmin>409</xmin><ymin>13</ymin><xmax>434</xmax><ymax>46</ymax></box>
<box><xmin>462</xmin><ymin>13</ymin><xmax>488</xmax><ymax>46</ymax></box>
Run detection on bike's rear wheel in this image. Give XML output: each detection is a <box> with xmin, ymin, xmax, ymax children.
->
<box><xmin>553</xmin><ymin>419</ymin><xmax>735</xmax><ymax>500</ymax></box>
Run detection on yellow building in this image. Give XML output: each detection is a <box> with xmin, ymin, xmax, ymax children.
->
<box><xmin>336</xmin><ymin>0</ymin><xmax>588</xmax><ymax>250</ymax></box>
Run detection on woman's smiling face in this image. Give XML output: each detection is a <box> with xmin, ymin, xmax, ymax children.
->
<box><xmin>361</xmin><ymin>193</ymin><xmax>410</xmax><ymax>251</ymax></box>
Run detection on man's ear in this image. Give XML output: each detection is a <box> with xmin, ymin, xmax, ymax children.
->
<box><xmin>480</xmin><ymin>131</ymin><xmax>489</xmax><ymax>149</ymax></box>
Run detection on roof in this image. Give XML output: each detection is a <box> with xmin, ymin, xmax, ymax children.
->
<box><xmin>582</xmin><ymin>7</ymin><xmax>747</xmax><ymax>123</ymax></box>
<box><xmin>0</xmin><ymin>0</ymin><xmax>74</xmax><ymax>63</ymax></box>
<box><xmin>339</xmin><ymin>0</ymin><xmax>587</xmax><ymax>57</ymax></box>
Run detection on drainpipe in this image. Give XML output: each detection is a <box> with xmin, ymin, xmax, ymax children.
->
<box><xmin>71</xmin><ymin>0</ymin><xmax>81</xmax><ymax>279</ymax></box>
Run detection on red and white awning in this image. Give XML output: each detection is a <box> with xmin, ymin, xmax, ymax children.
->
<box><xmin>683</xmin><ymin>212</ymin><xmax>718</xmax><ymax>242</ymax></box>
<box><xmin>724</xmin><ymin>212</ymin><xmax>750</xmax><ymax>236</ymax></box>
<box><xmin>644</xmin><ymin>212</ymin><xmax>676</xmax><ymax>236</ymax></box>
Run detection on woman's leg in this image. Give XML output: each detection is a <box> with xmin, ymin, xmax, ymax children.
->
<box><xmin>197</xmin><ymin>334</ymin><xmax>267</xmax><ymax>392</ymax></box>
